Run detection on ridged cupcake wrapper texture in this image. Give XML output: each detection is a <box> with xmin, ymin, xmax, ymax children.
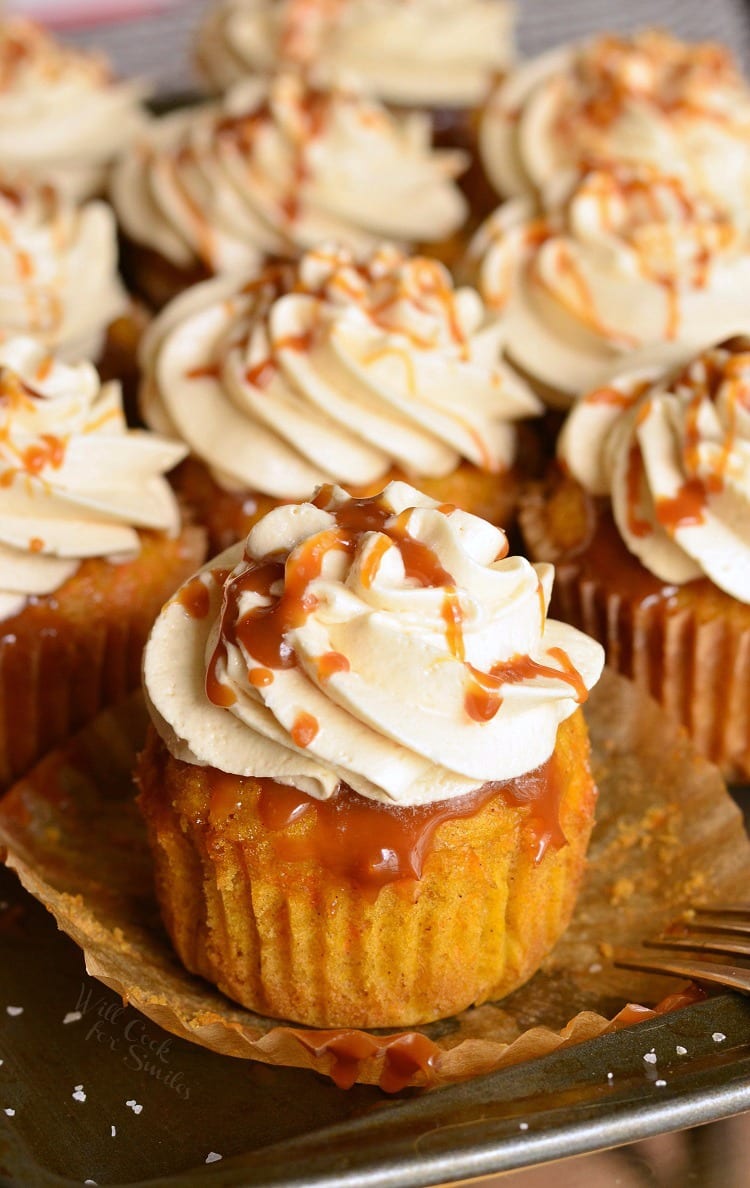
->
<box><xmin>552</xmin><ymin>562</ymin><xmax>750</xmax><ymax>783</ymax></box>
<box><xmin>140</xmin><ymin>724</ymin><xmax>594</xmax><ymax>1029</ymax></box>
<box><xmin>0</xmin><ymin>524</ymin><xmax>206</xmax><ymax>790</ymax></box>
<box><xmin>1</xmin><ymin>669</ymin><xmax>750</xmax><ymax>1088</ymax></box>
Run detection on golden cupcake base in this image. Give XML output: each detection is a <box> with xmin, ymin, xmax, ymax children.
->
<box><xmin>136</xmin><ymin>710</ymin><xmax>596</xmax><ymax>1029</ymax></box>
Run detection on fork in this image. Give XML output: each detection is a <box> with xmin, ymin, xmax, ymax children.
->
<box><xmin>615</xmin><ymin>904</ymin><xmax>750</xmax><ymax>994</ymax></box>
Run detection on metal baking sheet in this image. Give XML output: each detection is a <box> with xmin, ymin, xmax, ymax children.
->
<box><xmin>2</xmin><ymin>850</ymin><xmax>750</xmax><ymax>1188</ymax></box>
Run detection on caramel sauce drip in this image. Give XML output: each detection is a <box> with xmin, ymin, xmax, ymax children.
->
<box><xmin>655</xmin><ymin>477</ymin><xmax>707</xmax><ymax>532</ymax></box>
<box><xmin>249</xmin><ymin>667</ymin><xmax>274</xmax><ymax>688</ymax></box>
<box><xmin>464</xmin><ymin>646</ymin><xmax>587</xmax><ymax>725</ymax></box>
<box><xmin>176</xmin><ymin>575</ymin><xmax>211</xmax><ymax>620</ymax></box>
<box><xmin>294</xmin><ymin>1028</ymin><xmax>441</xmax><ymax>1092</ymax></box>
<box><xmin>317</xmin><ymin>651</ymin><xmax>350</xmax><ymax>681</ymax></box>
<box><xmin>245</xmin><ymin>749</ymin><xmax>566</xmax><ymax>901</ymax></box>
<box><xmin>586</xmin><ymin>385</ymin><xmax>637</xmax><ymax>408</ymax></box>
<box><xmin>20</xmin><ymin>432</ymin><xmax>66</xmax><ymax>475</ymax></box>
<box><xmin>625</xmin><ymin>443</ymin><xmax>652</xmax><ymax>539</ymax></box>
<box><xmin>291</xmin><ymin>711</ymin><xmax>318</xmax><ymax>748</ymax></box>
<box><xmin>185</xmin><ymin>363</ymin><xmax>221</xmax><ymax>380</ymax></box>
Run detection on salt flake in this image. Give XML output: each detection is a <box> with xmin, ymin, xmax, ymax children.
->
<box><xmin>205</xmin><ymin>1152</ymin><xmax>223</xmax><ymax>1164</ymax></box>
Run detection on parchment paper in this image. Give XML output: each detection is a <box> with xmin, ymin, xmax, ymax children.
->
<box><xmin>1</xmin><ymin>669</ymin><xmax>748</xmax><ymax>1090</ymax></box>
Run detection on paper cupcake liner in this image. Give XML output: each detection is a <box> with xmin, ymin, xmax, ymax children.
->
<box><xmin>138</xmin><ymin>712</ymin><xmax>596</xmax><ymax>1029</ymax></box>
<box><xmin>0</xmin><ymin>525</ymin><xmax>205</xmax><ymax>790</ymax></box>
<box><xmin>1</xmin><ymin>668</ymin><xmax>747</xmax><ymax>1089</ymax></box>
<box><xmin>553</xmin><ymin>567</ymin><xmax>750</xmax><ymax>783</ymax></box>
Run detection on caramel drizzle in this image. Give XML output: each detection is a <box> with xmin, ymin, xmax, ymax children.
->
<box><xmin>206</xmin><ymin>490</ymin><xmax>588</xmax><ymax>727</ymax></box>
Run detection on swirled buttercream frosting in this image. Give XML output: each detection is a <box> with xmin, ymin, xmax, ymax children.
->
<box><xmin>197</xmin><ymin>0</ymin><xmax>515</xmax><ymax>107</ymax></box>
<box><xmin>558</xmin><ymin>338</ymin><xmax>750</xmax><ymax>603</ymax></box>
<box><xmin>0</xmin><ymin>336</ymin><xmax>188</xmax><ymax>621</ymax></box>
<box><xmin>144</xmin><ymin>481</ymin><xmax>604</xmax><ymax>803</ymax></box>
<box><xmin>0</xmin><ymin>18</ymin><xmax>146</xmax><ymax>202</ymax></box>
<box><xmin>480</xmin><ymin>29</ymin><xmax>750</xmax><ymax>209</ymax></box>
<box><xmin>139</xmin><ymin>244</ymin><xmax>541</xmax><ymax>498</ymax></box>
<box><xmin>469</xmin><ymin>163</ymin><xmax>750</xmax><ymax>400</ymax></box>
<box><xmin>0</xmin><ymin>184</ymin><xmax>126</xmax><ymax>361</ymax></box>
<box><xmin>111</xmin><ymin>73</ymin><xmax>467</xmax><ymax>273</ymax></box>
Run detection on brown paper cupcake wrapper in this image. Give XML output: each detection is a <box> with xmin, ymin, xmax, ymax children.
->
<box><xmin>1</xmin><ymin>669</ymin><xmax>749</xmax><ymax>1089</ymax></box>
<box><xmin>0</xmin><ymin>525</ymin><xmax>206</xmax><ymax>790</ymax></box>
<box><xmin>553</xmin><ymin>569</ymin><xmax>750</xmax><ymax>781</ymax></box>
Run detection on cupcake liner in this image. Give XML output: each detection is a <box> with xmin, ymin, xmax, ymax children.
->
<box><xmin>139</xmin><ymin>711</ymin><xmax>595</xmax><ymax>1028</ymax></box>
<box><xmin>1</xmin><ymin>668</ymin><xmax>746</xmax><ymax>1089</ymax></box>
<box><xmin>0</xmin><ymin>525</ymin><xmax>205</xmax><ymax>790</ymax></box>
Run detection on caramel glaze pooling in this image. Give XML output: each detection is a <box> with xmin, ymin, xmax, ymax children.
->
<box><xmin>206</xmin><ymin>746</ymin><xmax>567</xmax><ymax>905</ymax></box>
<box><xmin>205</xmin><ymin>488</ymin><xmax>588</xmax><ymax>728</ymax></box>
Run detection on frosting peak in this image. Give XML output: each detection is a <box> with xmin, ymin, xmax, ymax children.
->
<box><xmin>140</xmin><ymin>244</ymin><xmax>540</xmax><ymax>497</ymax></box>
<box><xmin>198</xmin><ymin>0</ymin><xmax>515</xmax><ymax>107</ymax></box>
<box><xmin>0</xmin><ymin>183</ymin><xmax>126</xmax><ymax>361</ymax></box>
<box><xmin>469</xmin><ymin>163</ymin><xmax>750</xmax><ymax>401</ymax></box>
<box><xmin>559</xmin><ymin>337</ymin><xmax>750</xmax><ymax>602</ymax></box>
<box><xmin>0</xmin><ymin>18</ymin><xmax>146</xmax><ymax>202</ymax></box>
<box><xmin>144</xmin><ymin>482</ymin><xmax>604</xmax><ymax>803</ymax></box>
<box><xmin>110</xmin><ymin>72</ymin><xmax>468</xmax><ymax>273</ymax></box>
<box><xmin>480</xmin><ymin>29</ymin><xmax>750</xmax><ymax>210</ymax></box>
<box><xmin>0</xmin><ymin>336</ymin><xmax>187</xmax><ymax>621</ymax></box>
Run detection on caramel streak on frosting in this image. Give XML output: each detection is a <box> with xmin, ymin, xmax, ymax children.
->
<box><xmin>139</xmin><ymin>245</ymin><xmax>541</xmax><ymax>499</ymax></box>
<box><xmin>559</xmin><ymin>337</ymin><xmax>750</xmax><ymax>601</ymax></box>
<box><xmin>197</xmin><ymin>0</ymin><xmax>515</xmax><ymax>107</ymax></box>
<box><xmin>0</xmin><ymin>185</ymin><xmax>126</xmax><ymax>361</ymax></box>
<box><xmin>111</xmin><ymin>73</ymin><xmax>468</xmax><ymax>272</ymax></box>
<box><xmin>0</xmin><ymin>18</ymin><xmax>146</xmax><ymax>203</ymax></box>
<box><xmin>144</xmin><ymin>481</ymin><xmax>604</xmax><ymax>804</ymax></box>
<box><xmin>480</xmin><ymin>30</ymin><xmax>750</xmax><ymax>210</ymax></box>
<box><xmin>468</xmin><ymin>164</ymin><xmax>750</xmax><ymax>401</ymax></box>
<box><xmin>0</xmin><ymin>337</ymin><xmax>187</xmax><ymax>620</ymax></box>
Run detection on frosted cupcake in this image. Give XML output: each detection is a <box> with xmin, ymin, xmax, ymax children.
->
<box><xmin>479</xmin><ymin>29</ymin><xmax>750</xmax><ymax>212</ymax></box>
<box><xmin>0</xmin><ymin>183</ymin><xmax>127</xmax><ymax>365</ymax></box>
<box><xmin>139</xmin><ymin>244</ymin><xmax>541</xmax><ymax>552</ymax></box>
<box><xmin>137</xmin><ymin>481</ymin><xmax>604</xmax><ymax>1027</ymax></box>
<box><xmin>197</xmin><ymin>0</ymin><xmax>515</xmax><ymax>137</ymax></box>
<box><xmin>467</xmin><ymin>163</ymin><xmax>750</xmax><ymax>406</ymax></box>
<box><xmin>521</xmin><ymin>336</ymin><xmax>750</xmax><ymax>780</ymax></box>
<box><xmin>0</xmin><ymin>336</ymin><xmax>204</xmax><ymax>789</ymax></box>
<box><xmin>111</xmin><ymin>73</ymin><xmax>469</xmax><ymax>309</ymax></box>
<box><xmin>0</xmin><ymin>18</ymin><xmax>145</xmax><ymax>203</ymax></box>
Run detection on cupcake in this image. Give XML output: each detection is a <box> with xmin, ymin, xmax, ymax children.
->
<box><xmin>137</xmin><ymin>481</ymin><xmax>604</xmax><ymax>1027</ymax></box>
<box><xmin>467</xmin><ymin>162</ymin><xmax>750</xmax><ymax>406</ymax></box>
<box><xmin>0</xmin><ymin>336</ymin><xmax>204</xmax><ymax>789</ymax></box>
<box><xmin>479</xmin><ymin>29</ymin><xmax>750</xmax><ymax>211</ymax></box>
<box><xmin>0</xmin><ymin>182</ymin><xmax>127</xmax><ymax>365</ymax></box>
<box><xmin>110</xmin><ymin>72</ymin><xmax>469</xmax><ymax>309</ymax></box>
<box><xmin>139</xmin><ymin>243</ymin><xmax>541</xmax><ymax>553</ymax></box>
<box><xmin>521</xmin><ymin>336</ymin><xmax>750</xmax><ymax>780</ymax></box>
<box><xmin>197</xmin><ymin>0</ymin><xmax>515</xmax><ymax>144</ymax></box>
<box><xmin>0</xmin><ymin>17</ymin><xmax>146</xmax><ymax>203</ymax></box>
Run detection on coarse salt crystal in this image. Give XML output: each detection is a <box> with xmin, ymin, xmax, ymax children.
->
<box><xmin>712</xmin><ymin>1032</ymin><xmax>726</xmax><ymax>1043</ymax></box>
<box><xmin>125</xmin><ymin>1100</ymin><xmax>143</xmax><ymax>1115</ymax></box>
<box><xmin>655</xmin><ymin>1079</ymin><xmax>667</xmax><ymax>1087</ymax></box>
<box><xmin>676</xmin><ymin>1045</ymin><xmax>687</xmax><ymax>1055</ymax></box>
<box><xmin>5</xmin><ymin>1007</ymin><xmax>22</xmax><ymax>1017</ymax></box>
<box><xmin>643</xmin><ymin>1052</ymin><xmax>657</xmax><ymax>1064</ymax></box>
<box><xmin>72</xmin><ymin>1085</ymin><xmax>86</xmax><ymax>1103</ymax></box>
<box><xmin>4</xmin><ymin>1108</ymin><xmax>14</xmax><ymax>1117</ymax></box>
<box><xmin>206</xmin><ymin>1152</ymin><xmax>223</xmax><ymax>1164</ymax></box>
<box><xmin>519</xmin><ymin>1122</ymin><xmax>529</xmax><ymax>1131</ymax></box>
<box><xmin>63</xmin><ymin>1012</ymin><xmax>82</xmax><ymax>1025</ymax></box>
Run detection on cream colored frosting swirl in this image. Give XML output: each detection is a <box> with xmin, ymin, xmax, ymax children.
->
<box><xmin>111</xmin><ymin>73</ymin><xmax>467</xmax><ymax>273</ymax></box>
<box><xmin>0</xmin><ymin>184</ymin><xmax>126</xmax><ymax>361</ymax></box>
<box><xmin>469</xmin><ymin>163</ymin><xmax>750</xmax><ymax>402</ymax></box>
<box><xmin>145</xmin><ymin>481</ymin><xmax>604</xmax><ymax>803</ymax></box>
<box><xmin>0</xmin><ymin>337</ymin><xmax>188</xmax><ymax>622</ymax></box>
<box><xmin>198</xmin><ymin>0</ymin><xmax>515</xmax><ymax>107</ymax></box>
<box><xmin>140</xmin><ymin>244</ymin><xmax>541</xmax><ymax>498</ymax></box>
<box><xmin>559</xmin><ymin>339</ymin><xmax>750</xmax><ymax>603</ymax></box>
<box><xmin>0</xmin><ymin>18</ymin><xmax>146</xmax><ymax>203</ymax></box>
<box><xmin>480</xmin><ymin>30</ymin><xmax>750</xmax><ymax>209</ymax></box>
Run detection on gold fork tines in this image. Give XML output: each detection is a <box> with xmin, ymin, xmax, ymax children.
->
<box><xmin>614</xmin><ymin>904</ymin><xmax>750</xmax><ymax>995</ymax></box>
